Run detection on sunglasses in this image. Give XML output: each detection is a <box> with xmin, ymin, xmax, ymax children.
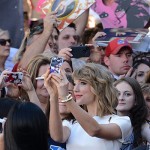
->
<box><xmin>0</xmin><ymin>39</ymin><xmax>11</xmax><ymax>46</ymax></box>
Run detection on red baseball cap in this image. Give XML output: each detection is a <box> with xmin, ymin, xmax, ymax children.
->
<box><xmin>105</xmin><ymin>38</ymin><xmax>132</xmax><ymax>57</ymax></box>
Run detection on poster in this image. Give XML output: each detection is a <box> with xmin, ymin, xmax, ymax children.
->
<box><xmin>95</xmin><ymin>28</ymin><xmax>150</xmax><ymax>52</ymax></box>
<box><xmin>36</xmin><ymin>0</ymin><xmax>95</xmax><ymax>31</ymax></box>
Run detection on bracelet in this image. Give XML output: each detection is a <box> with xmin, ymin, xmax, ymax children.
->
<box><xmin>61</xmin><ymin>94</ymin><xmax>73</xmax><ymax>103</ymax></box>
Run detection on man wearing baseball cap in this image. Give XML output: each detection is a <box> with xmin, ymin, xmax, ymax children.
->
<box><xmin>104</xmin><ymin>38</ymin><xmax>133</xmax><ymax>79</ymax></box>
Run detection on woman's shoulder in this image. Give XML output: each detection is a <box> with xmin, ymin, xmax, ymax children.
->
<box><xmin>111</xmin><ymin>114</ymin><xmax>131</xmax><ymax>120</ymax></box>
<box><xmin>110</xmin><ymin>114</ymin><xmax>131</xmax><ymax>127</ymax></box>
<box><xmin>93</xmin><ymin>114</ymin><xmax>131</xmax><ymax>127</ymax></box>
<box><xmin>93</xmin><ymin>114</ymin><xmax>130</xmax><ymax>121</ymax></box>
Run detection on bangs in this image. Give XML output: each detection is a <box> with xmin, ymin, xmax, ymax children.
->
<box><xmin>73</xmin><ymin>66</ymin><xmax>93</xmax><ymax>84</ymax></box>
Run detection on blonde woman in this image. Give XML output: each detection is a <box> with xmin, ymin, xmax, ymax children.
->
<box><xmin>44</xmin><ymin>63</ymin><xmax>132</xmax><ymax>150</ymax></box>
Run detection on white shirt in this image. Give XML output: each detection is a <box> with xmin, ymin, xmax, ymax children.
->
<box><xmin>63</xmin><ymin>114</ymin><xmax>132</xmax><ymax>150</ymax></box>
<box><xmin>5</xmin><ymin>47</ymin><xmax>18</xmax><ymax>70</ymax></box>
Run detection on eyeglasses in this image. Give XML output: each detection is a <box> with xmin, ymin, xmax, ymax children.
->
<box><xmin>0</xmin><ymin>39</ymin><xmax>11</xmax><ymax>46</ymax></box>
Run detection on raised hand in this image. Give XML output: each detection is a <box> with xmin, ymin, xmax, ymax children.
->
<box><xmin>119</xmin><ymin>67</ymin><xmax>137</xmax><ymax>79</ymax></box>
<box><xmin>50</xmin><ymin>67</ymin><xmax>69</xmax><ymax>100</ymax></box>
<box><xmin>44</xmin><ymin>68</ymin><xmax>58</xmax><ymax>98</ymax></box>
<box><xmin>58</xmin><ymin>48</ymin><xmax>73</xmax><ymax>61</ymax></box>
<box><xmin>92</xmin><ymin>31</ymin><xmax>106</xmax><ymax>45</ymax></box>
<box><xmin>43</xmin><ymin>11</ymin><xmax>58</xmax><ymax>34</ymax></box>
<box><xmin>17</xmin><ymin>68</ymin><xmax>34</xmax><ymax>92</ymax></box>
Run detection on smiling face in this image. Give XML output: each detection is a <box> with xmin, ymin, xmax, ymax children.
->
<box><xmin>36</xmin><ymin>64</ymin><xmax>50</xmax><ymax>103</ymax></box>
<box><xmin>73</xmin><ymin>79</ymin><xmax>96</xmax><ymax>106</ymax></box>
<box><xmin>115</xmin><ymin>81</ymin><xmax>135</xmax><ymax>115</ymax></box>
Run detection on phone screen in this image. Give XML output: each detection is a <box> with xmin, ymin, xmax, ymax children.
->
<box><xmin>5</xmin><ymin>72</ymin><xmax>23</xmax><ymax>84</ymax></box>
<box><xmin>50</xmin><ymin>57</ymin><xmax>64</xmax><ymax>73</ymax></box>
<box><xmin>70</xmin><ymin>46</ymin><xmax>90</xmax><ymax>58</ymax></box>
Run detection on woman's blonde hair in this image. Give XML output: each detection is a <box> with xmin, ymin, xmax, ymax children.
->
<box><xmin>73</xmin><ymin>63</ymin><xmax>117</xmax><ymax>117</ymax></box>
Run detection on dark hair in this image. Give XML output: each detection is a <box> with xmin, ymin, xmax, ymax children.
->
<box><xmin>64</xmin><ymin>59</ymin><xmax>73</xmax><ymax>72</ymax></box>
<box><xmin>66</xmin><ymin>74</ymin><xmax>74</xmax><ymax>85</ymax></box>
<box><xmin>145</xmin><ymin>71</ymin><xmax>150</xmax><ymax>83</ymax></box>
<box><xmin>0</xmin><ymin>98</ymin><xmax>19</xmax><ymax>118</ymax></box>
<box><xmin>114</xmin><ymin>77</ymin><xmax>148</xmax><ymax>147</ymax></box>
<box><xmin>82</xmin><ymin>27</ymin><xmax>102</xmax><ymax>45</ymax></box>
<box><xmin>68</xmin><ymin>23</ymin><xmax>76</xmax><ymax>30</ymax></box>
<box><xmin>0</xmin><ymin>98</ymin><xmax>20</xmax><ymax>133</ymax></box>
<box><xmin>133</xmin><ymin>60</ymin><xmax>150</xmax><ymax>69</ymax></box>
<box><xmin>4</xmin><ymin>102</ymin><xmax>48</xmax><ymax>150</ymax></box>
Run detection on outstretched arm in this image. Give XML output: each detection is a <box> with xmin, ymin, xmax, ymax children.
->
<box><xmin>64</xmin><ymin>100</ymin><xmax>123</xmax><ymax>140</ymax></box>
<box><xmin>44</xmin><ymin>69</ymin><xmax>70</xmax><ymax>143</ymax></box>
<box><xmin>74</xmin><ymin>9</ymin><xmax>89</xmax><ymax>37</ymax></box>
<box><xmin>18</xmin><ymin>11</ymin><xmax>58</xmax><ymax>69</ymax></box>
<box><xmin>0</xmin><ymin>133</ymin><xmax>4</xmax><ymax>150</ymax></box>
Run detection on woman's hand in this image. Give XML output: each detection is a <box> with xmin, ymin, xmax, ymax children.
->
<box><xmin>17</xmin><ymin>69</ymin><xmax>34</xmax><ymax>92</ymax></box>
<box><xmin>43</xmin><ymin>11</ymin><xmax>58</xmax><ymax>34</ymax></box>
<box><xmin>51</xmin><ymin>68</ymin><xmax>69</xmax><ymax>100</ymax></box>
<box><xmin>92</xmin><ymin>32</ymin><xmax>106</xmax><ymax>45</ymax></box>
<box><xmin>44</xmin><ymin>68</ymin><xmax>58</xmax><ymax>98</ymax></box>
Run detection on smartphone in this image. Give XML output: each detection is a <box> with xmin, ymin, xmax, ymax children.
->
<box><xmin>70</xmin><ymin>46</ymin><xmax>90</xmax><ymax>58</ymax></box>
<box><xmin>50</xmin><ymin>57</ymin><xmax>64</xmax><ymax>73</ymax></box>
<box><xmin>5</xmin><ymin>72</ymin><xmax>23</xmax><ymax>84</ymax></box>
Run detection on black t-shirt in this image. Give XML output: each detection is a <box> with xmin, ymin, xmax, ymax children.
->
<box><xmin>48</xmin><ymin>136</ymin><xmax>66</xmax><ymax>150</ymax></box>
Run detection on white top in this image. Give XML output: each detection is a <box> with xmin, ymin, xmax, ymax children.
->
<box><xmin>142</xmin><ymin>122</ymin><xmax>150</xmax><ymax>143</ymax></box>
<box><xmin>63</xmin><ymin>114</ymin><xmax>132</xmax><ymax>150</ymax></box>
<box><xmin>5</xmin><ymin>47</ymin><xmax>18</xmax><ymax>70</ymax></box>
